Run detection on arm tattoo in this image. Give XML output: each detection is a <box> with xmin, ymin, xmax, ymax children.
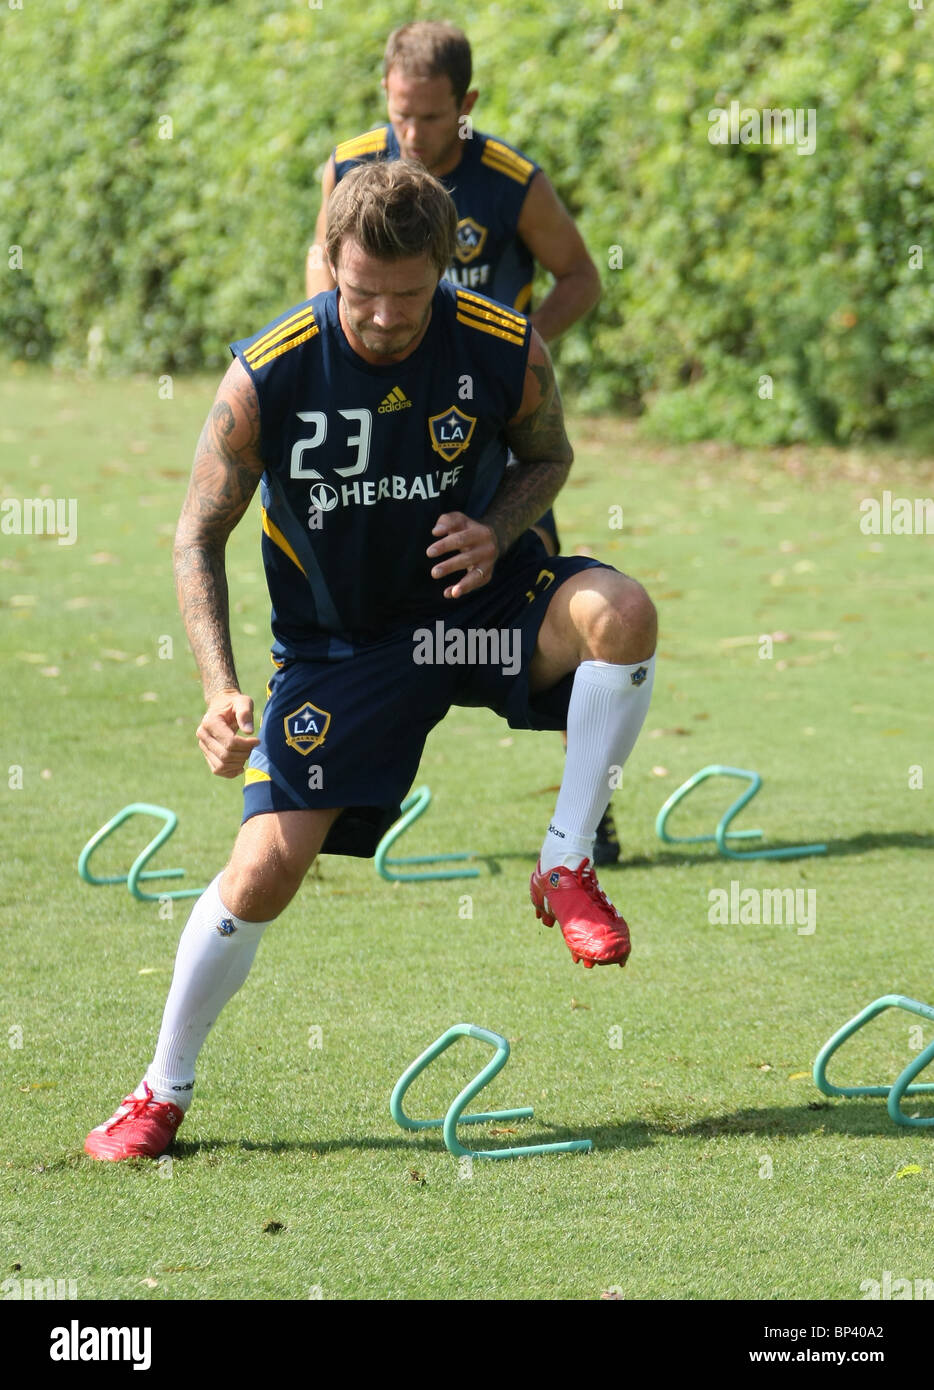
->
<box><xmin>173</xmin><ymin>366</ymin><xmax>265</xmax><ymax>700</ymax></box>
<box><xmin>485</xmin><ymin>356</ymin><xmax>574</xmax><ymax>557</ymax></box>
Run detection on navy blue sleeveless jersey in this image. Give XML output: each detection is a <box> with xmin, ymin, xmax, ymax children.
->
<box><xmin>229</xmin><ymin>281</ymin><xmax>531</xmax><ymax>661</ymax></box>
<box><xmin>332</xmin><ymin>126</ymin><xmax>540</xmax><ymax>313</ymax></box>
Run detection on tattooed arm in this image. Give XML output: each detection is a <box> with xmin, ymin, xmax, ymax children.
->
<box><xmin>426</xmin><ymin>330</ymin><xmax>572</xmax><ymax>598</ymax></box>
<box><xmin>174</xmin><ymin>358</ymin><xmax>265</xmax><ymax>775</ymax></box>
<box><xmin>488</xmin><ymin>330</ymin><xmax>573</xmax><ymax>552</ymax></box>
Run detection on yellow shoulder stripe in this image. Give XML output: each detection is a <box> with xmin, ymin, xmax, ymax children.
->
<box><xmin>483</xmin><ymin>138</ymin><xmax>535</xmax><ymax>173</ymax></box>
<box><xmin>261</xmin><ymin>507</ymin><xmax>307</xmax><ymax>575</ymax></box>
<box><xmin>481</xmin><ymin>152</ymin><xmax>534</xmax><ymax>185</ymax></box>
<box><xmin>244</xmin><ymin>308</ymin><xmax>318</xmax><ymax>370</ymax></box>
<box><xmin>247</xmin><ymin>322</ymin><xmax>319</xmax><ymax>371</ymax></box>
<box><xmin>244</xmin><ymin>767</ymin><xmax>271</xmax><ymax>786</ymax></box>
<box><xmin>456</xmin><ymin>311</ymin><xmax>525</xmax><ymax>347</ymax></box>
<box><xmin>481</xmin><ymin>139</ymin><xmax>535</xmax><ymax>184</ymax></box>
<box><xmin>335</xmin><ymin>127</ymin><xmax>389</xmax><ymax>162</ymax></box>
<box><xmin>456</xmin><ymin>290</ymin><xmax>528</xmax><ymax>331</ymax></box>
<box><xmin>246</xmin><ymin>305</ymin><xmax>317</xmax><ymax>360</ymax></box>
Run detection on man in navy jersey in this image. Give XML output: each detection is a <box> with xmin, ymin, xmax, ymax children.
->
<box><xmin>307</xmin><ymin>21</ymin><xmax>621</xmax><ymax>863</ymax></box>
<box><xmin>85</xmin><ymin>162</ymin><xmax>656</xmax><ymax>1160</ymax></box>
<box><xmin>305</xmin><ymin>23</ymin><xmax>600</xmax><ymax>336</ymax></box>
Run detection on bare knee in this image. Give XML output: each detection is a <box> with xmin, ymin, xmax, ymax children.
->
<box><xmin>219</xmin><ymin>808</ymin><xmax>340</xmax><ymax>921</ymax></box>
<box><xmin>220</xmin><ymin>851</ymin><xmax>308</xmax><ymax>922</ymax></box>
<box><xmin>572</xmin><ymin>574</ymin><xmax>657</xmax><ymax>664</ymax></box>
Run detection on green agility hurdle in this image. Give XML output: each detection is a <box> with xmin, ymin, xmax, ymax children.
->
<box><xmin>375</xmin><ymin>785</ymin><xmax>479</xmax><ymax>882</ymax></box>
<box><xmin>813</xmin><ymin>995</ymin><xmax>934</xmax><ymax>1128</ymax></box>
<box><xmin>391</xmin><ymin>1023</ymin><xmax>593</xmax><ymax>1160</ymax></box>
<box><xmin>656</xmin><ymin>764</ymin><xmax>827</xmax><ymax>861</ymax></box>
<box><xmin>78</xmin><ymin>802</ymin><xmax>205</xmax><ymax>902</ymax></box>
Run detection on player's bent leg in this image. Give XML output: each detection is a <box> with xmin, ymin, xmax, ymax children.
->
<box><xmin>221</xmin><ymin>807</ymin><xmax>342</xmax><ymax>921</ymax></box>
<box><xmin>561</xmin><ymin>728</ymin><xmax>621</xmax><ymax>866</ymax></box>
<box><xmin>528</xmin><ymin>568</ymin><xmax>657</xmax><ymax>969</ymax></box>
<box><xmin>535</xmin><ymin>519</ymin><xmax>617</xmax><ymax>851</ymax></box>
<box><xmin>85</xmin><ymin>808</ymin><xmax>342</xmax><ymax>1160</ymax></box>
<box><xmin>530</xmin><ymin>568</ymin><xmax>657</xmax><ymax>693</ymax></box>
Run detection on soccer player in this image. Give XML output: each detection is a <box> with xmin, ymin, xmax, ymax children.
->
<box><xmin>305</xmin><ymin>23</ymin><xmax>599</xmax><ymax>339</ymax></box>
<box><xmin>84</xmin><ymin>162</ymin><xmax>656</xmax><ymax>1160</ymax></box>
<box><xmin>305</xmin><ymin>21</ymin><xmax>620</xmax><ymax>862</ymax></box>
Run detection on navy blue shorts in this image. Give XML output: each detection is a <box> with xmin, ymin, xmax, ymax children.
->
<box><xmin>243</xmin><ymin>533</ymin><xmax>610</xmax><ymax>856</ymax></box>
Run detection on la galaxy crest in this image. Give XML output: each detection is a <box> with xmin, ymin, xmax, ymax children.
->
<box><xmin>428</xmin><ymin>406</ymin><xmax>476</xmax><ymax>463</ymax></box>
<box><xmin>284</xmin><ymin>700</ymin><xmax>330</xmax><ymax>754</ymax></box>
<box><xmin>454</xmin><ymin>217</ymin><xmax>488</xmax><ymax>264</ymax></box>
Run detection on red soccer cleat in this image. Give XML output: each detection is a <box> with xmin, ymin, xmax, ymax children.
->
<box><xmin>84</xmin><ymin>1082</ymin><xmax>184</xmax><ymax>1161</ymax></box>
<box><xmin>530</xmin><ymin>858</ymin><xmax>632</xmax><ymax>968</ymax></box>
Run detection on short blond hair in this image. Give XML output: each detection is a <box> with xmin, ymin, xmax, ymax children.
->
<box><xmin>326</xmin><ymin>161</ymin><xmax>457</xmax><ymax>276</ymax></box>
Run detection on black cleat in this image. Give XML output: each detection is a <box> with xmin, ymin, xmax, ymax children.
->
<box><xmin>593</xmin><ymin>806</ymin><xmax>620</xmax><ymax>866</ymax></box>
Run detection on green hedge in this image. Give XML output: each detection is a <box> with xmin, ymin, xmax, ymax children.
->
<box><xmin>2</xmin><ymin>0</ymin><xmax>932</xmax><ymax>443</ymax></box>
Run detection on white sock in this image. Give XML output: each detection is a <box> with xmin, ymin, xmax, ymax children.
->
<box><xmin>141</xmin><ymin>874</ymin><xmax>271</xmax><ymax>1111</ymax></box>
<box><xmin>541</xmin><ymin>656</ymin><xmax>656</xmax><ymax>872</ymax></box>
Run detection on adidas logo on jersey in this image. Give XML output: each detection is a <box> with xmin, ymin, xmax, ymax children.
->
<box><xmin>378</xmin><ymin>387</ymin><xmax>412</xmax><ymax>414</ymax></box>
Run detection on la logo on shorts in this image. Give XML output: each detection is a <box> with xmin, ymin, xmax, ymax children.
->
<box><xmin>284</xmin><ymin>700</ymin><xmax>330</xmax><ymax>754</ymax></box>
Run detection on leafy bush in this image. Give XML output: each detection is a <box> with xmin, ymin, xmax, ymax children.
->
<box><xmin>1</xmin><ymin>0</ymin><xmax>931</xmax><ymax>442</ymax></box>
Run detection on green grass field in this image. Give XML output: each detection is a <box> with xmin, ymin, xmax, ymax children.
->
<box><xmin>2</xmin><ymin>364</ymin><xmax>933</xmax><ymax>1303</ymax></box>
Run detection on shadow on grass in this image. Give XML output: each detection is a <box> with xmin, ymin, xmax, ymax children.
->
<box><xmin>45</xmin><ymin>1097</ymin><xmax>924</xmax><ymax>1171</ymax></box>
<box><xmin>473</xmin><ymin>829</ymin><xmax>934</xmax><ymax>874</ymax></box>
<box><xmin>621</xmin><ymin>829</ymin><xmax>934</xmax><ymax>869</ymax></box>
<box><xmin>168</xmin><ymin>1119</ymin><xmax>609</xmax><ymax>1160</ymax></box>
<box><xmin>606</xmin><ymin>1099</ymin><xmax>934</xmax><ymax>1143</ymax></box>
<box><xmin>162</xmin><ymin>1096</ymin><xmax>931</xmax><ymax>1159</ymax></box>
